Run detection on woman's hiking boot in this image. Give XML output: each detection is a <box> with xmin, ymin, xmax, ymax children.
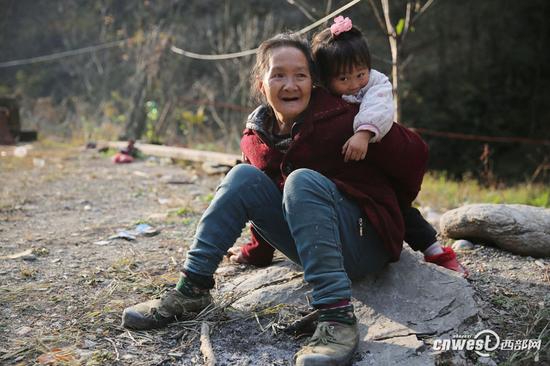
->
<box><xmin>294</xmin><ymin>303</ymin><xmax>358</xmax><ymax>365</ymax></box>
<box><xmin>121</xmin><ymin>288</ymin><xmax>212</xmax><ymax>330</ymax></box>
<box><xmin>294</xmin><ymin>321</ymin><xmax>359</xmax><ymax>366</ymax></box>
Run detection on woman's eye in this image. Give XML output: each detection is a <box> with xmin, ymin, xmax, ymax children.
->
<box><xmin>339</xmin><ymin>77</ymin><xmax>347</xmax><ymax>82</ymax></box>
<box><xmin>272</xmin><ymin>73</ymin><xmax>284</xmax><ymax>78</ymax></box>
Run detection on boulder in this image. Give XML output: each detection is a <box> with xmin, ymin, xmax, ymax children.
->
<box><xmin>440</xmin><ymin>204</ymin><xmax>550</xmax><ymax>257</ymax></box>
<box><xmin>217</xmin><ymin>248</ymin><xmax>478</xmax><ymax>365</ymax></box>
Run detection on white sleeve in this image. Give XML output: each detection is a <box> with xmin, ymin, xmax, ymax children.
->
<box><xmin>351</xmin><ymin>69</ymin><xmax>394</xmax><ymax>142</ymax></box>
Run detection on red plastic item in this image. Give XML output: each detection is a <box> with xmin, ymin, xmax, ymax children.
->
<box><xmin>112</xmin><ymin>152</ymin><xmax>134</xmax><ymax>164</ymax></box>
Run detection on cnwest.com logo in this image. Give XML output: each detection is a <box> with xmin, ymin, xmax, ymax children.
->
<box><xmin>433</xmin><ymin>329</ymin><xmax>541</xmax><ymax>357</ymax></box>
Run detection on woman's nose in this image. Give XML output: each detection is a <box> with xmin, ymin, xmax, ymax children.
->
<box><xmin>283</xmin><ymin>77</ymin><xmax>298</xmax><ymax>90</ymax></box>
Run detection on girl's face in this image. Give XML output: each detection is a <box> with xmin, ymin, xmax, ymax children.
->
<box><xmin>259</xmin><ymin>46</ymin><xmax>312</xmax><ymax>125</ymax></box>
<box><xmin>329</xmin><ymin>65</ymin><xmax>370</xmax><ymax>96</ymax></box>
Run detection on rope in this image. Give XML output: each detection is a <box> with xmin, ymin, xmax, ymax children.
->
<box><xmin>175</xmin><ymin>97</ymin><xmax>550</xmax><ymax>146</ymax></box>
<box><xmin>0</xmin><ymin>39</ymin><xmax>129</xmax><ymax>68</ymax></box>
<box><xmin>412</xmin><ymin>127</ymin><xmax>550</xmax><ymax>146</ymax></box>
<box><xmin>170</xmin><ymin>0</ymin><xmax>363</xmax><ymax>60</ymax></box>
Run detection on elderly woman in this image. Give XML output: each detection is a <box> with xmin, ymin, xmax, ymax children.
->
<box><xmin>122</xmin><ymin>33</ymin><xmax>426</xmax><ymax>365</ymax></box>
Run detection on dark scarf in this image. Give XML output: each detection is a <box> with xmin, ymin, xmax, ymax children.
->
<box><xmin>245</xmin><ymin>106</ymin><xmax>295</xmax><ymax>153</ymax></box>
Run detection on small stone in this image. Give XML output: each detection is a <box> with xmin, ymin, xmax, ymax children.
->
<box><xmin>452</xmin><ymin>239</ymin><xmax>474</xmax><ymax>252</ymax></box>
<box><xmin>21</xmin><ymin>254</ymin><xmax>37</xmax><ymax>261</ymax></box>
<box><xmin>477</xmin><ymin>356</ymin><xmax>497</xmax><ymax>366</ymax></box>
<box><xmin>83</xmin><ymin>339</ymin><xmax>97</xmax><ymax>349</ymax></box>
<box><xmin>158</xmin><ymin>198</ymin><xmax>171</xmax><ymax>205</ymax></box>
<box><xmin>534</xmin><ymin>260</ymin><xmax>546</xmax><ymax>269</ymax></box>
<box><xmin>16</xmin><ymin>326</ymin><xmax>32</xmax><ymax>336</ymax></box>
<box><xmin>94</xmin><ymin>240</ymin><xmax>111</xmax><ymax>246</ymax></box>
<box><xmin>33</xmin><ymin>158</ymin><xmax>46</xmax><ymax>168</ymax></box>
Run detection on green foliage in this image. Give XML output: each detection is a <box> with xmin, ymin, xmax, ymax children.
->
<box><xmin>395</xmin><ymin>18</ymin><xmax>405</xmax><ymax>36</ymax></box>
<box><xmin>201</xmin><ymin>193</ymin><xmax>214</xmax><ymax>203</ymax></box>
<box><xmin>144</xmin><ymin>100</ymin><xmax>161</xmax><ymax>144</ymax></box>
<box><xmin>417</xmin><ymin>172</ymin><xmax>550</xmax><ymax>210</ymax></box>
<box><xmin>173</xmin><ymin>207</ymin><xmax>194</xmax><ymax>216</ymax></box>
<box><xmin>181</xmin><ymin>106</ymin><xmax>206</xmax><ymax>126</ymax></box>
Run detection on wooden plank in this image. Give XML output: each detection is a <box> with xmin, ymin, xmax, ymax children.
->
<box><xmin>103</xmin><ymin>141</ymin><xmax>241</xmax><ymax>166</ymax></box>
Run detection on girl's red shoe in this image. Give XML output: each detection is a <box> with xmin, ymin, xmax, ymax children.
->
<box><xmin>425</xmin><ymin>246</ymin><xmax>469</xmax><ymax>277</ymax></box>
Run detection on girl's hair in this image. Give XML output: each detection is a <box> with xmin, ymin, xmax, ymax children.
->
<box><xmin>250</xmin><ymin>32</ymin><xmax>317</xmax><ymax>104</ymax></box>
<box><xmin>311</xmin><ymin>26</ymin><xmax>371</xmax><ymax>87</ymax></box>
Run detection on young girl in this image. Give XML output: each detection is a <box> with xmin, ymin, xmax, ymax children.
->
<box><xmin>312</xmin><ymin>16</ymin><xmax>393</xmax><ymax>163</ymax></box>
<box><xmin>309</xmin><ymin>16</ymin><xmax>467</xmax><ymax>275</ymax></box>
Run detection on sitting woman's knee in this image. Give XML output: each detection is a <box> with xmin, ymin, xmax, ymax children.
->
<box><xmin>285</xmin><ymin>168</ymin><xmax>319</xmax><ymax>188</ymax></box>
<box><xmin>222</xmin><ymin>164</ymin><xmax>265</xmax><ymax>189</ymax></box>
<box><xmin>283</xmin><ymin>168</ymin><xmax>330</xmax><ymax>204</ymax></box>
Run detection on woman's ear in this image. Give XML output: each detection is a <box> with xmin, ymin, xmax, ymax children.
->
<box><xmin>258</xmin><ymin>79</ymin><xmax>266</xmax><ymax>97</ymax></box>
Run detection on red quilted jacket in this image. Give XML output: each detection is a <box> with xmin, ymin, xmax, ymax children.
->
<box><xmin>240</xmin><ymin>87</ymin><xmax>428</xmax><ymax>263</ymax></box>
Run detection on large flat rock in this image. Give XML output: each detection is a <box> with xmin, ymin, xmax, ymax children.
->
<box><xmin>217</xmin><ymin>248</ymin><xmax>478</xmax><ymax>364</ymax></box>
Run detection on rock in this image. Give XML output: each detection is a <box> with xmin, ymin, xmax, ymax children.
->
<box><xmin>440</xmin><ymin>204</ymin><xmax>550</xmax><ymax>257</ymax></box>
<box><xmin>451</xmin><ymin>239</ymin><xmax>474</xmax><ymax>252</ymax></box>
<box><xmin>477</xmin><ymin>356</ymin><xmax>497</xmax><ymax>366</ymax></box>
<box><xmin>218</xmin><ymin>248</ymin><xmax>478</xmax><ymax>365</ymax></box>
<box><xmin>21</xmin><ymin>254</ymin><xmax>37</xmax><ymax>261</ymax></box>
<box><xmin>16</xmin><ymin>326</ymin><xmax>32</xmax><ymax>336</ymax></box>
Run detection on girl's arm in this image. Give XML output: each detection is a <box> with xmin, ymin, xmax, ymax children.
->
<box><xmin>344</xmin><ymin>69</ymin><xmax>394</xmax><ymax>142</ymax></box>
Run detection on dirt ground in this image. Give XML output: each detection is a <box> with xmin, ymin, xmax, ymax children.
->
<box><xmin>1</xmin><ymin>143</ymin><xmax>548</xmax><ymax>365</ymax></box>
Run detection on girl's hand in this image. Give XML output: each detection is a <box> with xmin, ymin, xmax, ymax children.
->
<box><xmin>226</xmin><ymin>246</ymin><xmax>249</xmax><ymax>264</ymax></box>
<box><xmin>342</xmin><ymin>130</ymin><xmax>373</xmax><ymax>162</ymax></box>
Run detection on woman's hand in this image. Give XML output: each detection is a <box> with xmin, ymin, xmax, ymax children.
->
<box><xmin>342</xmin><ymin>130</ymin><xmax>373</xmax><ymax>162</ymax></box>
<box><xmin>226</xmin><ymin>246</ymin><xmax>249</xmax><ymax>264</ymax></box>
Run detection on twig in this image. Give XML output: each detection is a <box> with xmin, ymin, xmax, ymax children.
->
<box><xmin>284</xmin><ymin>309</ymin><xmax>320</xmax><ymax>334</ymax></box>
<box><xmin>126</xmin><ymin>330</ymin><xmax>137</xmax><ymax>344</ymax></box>
<box><xmin>200</xmin><ymin>322</ymin><xmax>216</xmax><ymax>366</ymax></box>
<box><xmin>106</xmin><ymin>337</ymin><xmax>120</xmax><ymax>361</ymax></box>
<box><xmin>254</xmin><ymin>312</ymin><xmax>265</xmax><ymax>332</ymax></box>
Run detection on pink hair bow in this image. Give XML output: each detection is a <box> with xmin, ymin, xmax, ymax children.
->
<box><xmin>330</xmin><ymin>16</ymin><xmax>353</xmax><ymax>36</ymax></box>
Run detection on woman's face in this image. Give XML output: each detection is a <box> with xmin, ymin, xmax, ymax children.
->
<box><xmin>259</xmin><ymin>46</ymin><xmax>312</xmax><ymax>126</ymax></box>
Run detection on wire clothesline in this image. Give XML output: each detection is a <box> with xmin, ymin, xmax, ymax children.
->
<box><xmin>0</xmin><ymin>0</ymin><xmax>363</xmax><ymax>68</ymax></box>
<box><xmin>170</xmin><ymin>0</ymin><xmax>362</xmax><ymax>60</ymax></box>
<box><xmin>0</xmin><ymin>39</ymin><xmax>130</xmax><ymax>68</ymax></box>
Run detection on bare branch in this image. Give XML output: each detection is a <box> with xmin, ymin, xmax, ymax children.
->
<box><xmin>324</xmin><ymin>0</ymin><xmax>333</xmax><ymax>15</ymax></box>
<box><xmin>286</xmin><ymin>0</ymin><xmax>316</xmax><ymax>22</ymax></box>
<box><xmin>410</xmin><ymin>0</ymin><xmax>437</xmax><ymax>25</ymax></box>
<box><xmin>401</xmin><ymin>1</ymin><xmax>412</xmax><ymax>43</ymax></box>
<box><xmin>380</xmin><ymin>0</ymin><xmax>396</xmax><ymax>37</ymax></box>
<box><xmin>367</xmin><ymin>0</ymin><xmax>387</xmax><ymax>33</ymax></box>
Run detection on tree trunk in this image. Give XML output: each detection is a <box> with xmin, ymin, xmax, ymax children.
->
<box><xmin>122</xmin><ymin>75</ymin><xmax>148</xmax><ymax>140</ymax></box>
<box><xmin>389</xmin><ymin>35</ymin><xmax>400</xmax><ymax>123</ymax></box>
<box><xmin>381</xmin><ymin>0</ymin><xmax>400</xmax><ymax>122</ymax></box>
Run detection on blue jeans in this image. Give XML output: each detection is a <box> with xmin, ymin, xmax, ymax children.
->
<box><xmin>183</xmin><ymin>164</ymin><xmax>391</xmax><ymax>306</ymax></box>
